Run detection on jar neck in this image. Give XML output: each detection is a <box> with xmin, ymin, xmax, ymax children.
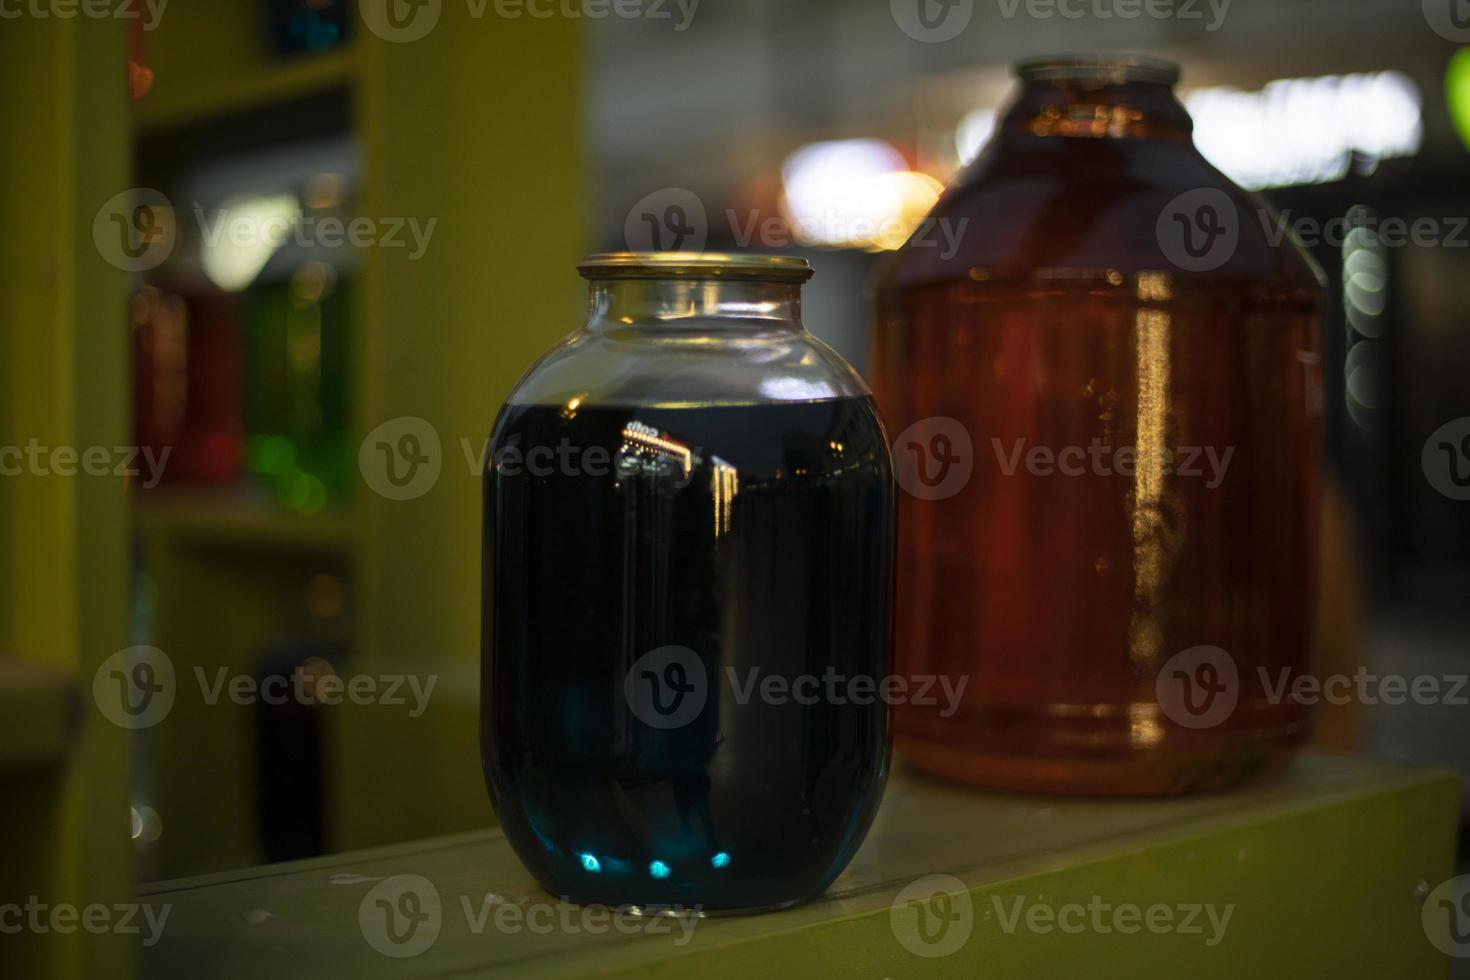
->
<box><xmin>586</xmin><ymin>277</ymin><xmax>805</xmax><ymax>331</ymax></box>
<box><xmin>1000</xmin><ymin>72</ymin><xmax>1193</xmax><ymax>143</ymax></box>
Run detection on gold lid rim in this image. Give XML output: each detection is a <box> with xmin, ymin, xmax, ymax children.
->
<box><xmin>578</xmin><ymin>252</ymin><xmax>814</xmax><ymax>283</ymax></box>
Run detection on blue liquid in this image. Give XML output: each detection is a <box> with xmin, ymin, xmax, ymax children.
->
<box><xmin>482</xmin><ymin>399</ymin><xmax>893</xmax><ymax>912</ymax></box>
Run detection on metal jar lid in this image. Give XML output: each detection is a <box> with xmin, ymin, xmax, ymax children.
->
<box><xmin>578</xmin><ymin>252</ymin><xmax>814</xmax><ymax>283</ymax></box>
<box><xmin>1015</xmin><ymin>54</ymin><xmax>1181</xmax><ymax>86</ymax></box>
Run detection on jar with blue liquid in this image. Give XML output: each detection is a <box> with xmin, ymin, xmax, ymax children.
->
<box><xmin>482</xmin><ymin>253</ymin><xmax>894</xmax><ymax>912</ymax></box>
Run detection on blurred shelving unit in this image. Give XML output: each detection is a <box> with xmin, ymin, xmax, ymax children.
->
<box><xmin>0</xmin><ymin>661</ymin><xmax>80</xmax><ymax>774</ymax></box>
<box><xmin>0</xmin><ymin>14</ymin><xmax>134</xmax><ymax>980</ymax></box>
<box><xmin>128</xmin><ymin>1</ymin><xmax>587</xmax><ymax>881</ymax></box>
<box><xmin>134</xmin><ymin>487</ymin><xmax>357</xmax><ymax>553</ymax></box>
<box><xmin>135</xmin><ymin>48</ymin><xmax>357</xmax><ymax>135</ymax></box>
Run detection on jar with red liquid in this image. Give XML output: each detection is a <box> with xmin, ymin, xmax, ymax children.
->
<box><xmin>874</xmin><ymin>56</ymin><xmax>1325</xmax><ymax>795</ymax></box>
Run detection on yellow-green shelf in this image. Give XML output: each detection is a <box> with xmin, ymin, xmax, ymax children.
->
<box><xmin>133</xmin><ymin>486</ymin><xmax>358</xmax><ymax>554</ymax></box>
<box><xmin>134</xmin><ymin>44</ymin><xmax>357</xmax><ymax>133</ymax></box>
<box><xmin>140</xmin><ymin>754</ymin><xmax>1459</xmax><ymax>979</ymax></box>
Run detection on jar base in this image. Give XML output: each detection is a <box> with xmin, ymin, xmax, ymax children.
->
<box><xmin>896</xmin><ymin>728</ymin><xmax>1309</xmax><ymax>797</ymax></box>
<box><xmin>526</xmin><ymin>883</ymin><xmax>817</xmax><ymax>918</ymax></box>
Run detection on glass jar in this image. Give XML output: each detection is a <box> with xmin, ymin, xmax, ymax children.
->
<box><xmin>483</xmin><ymin>253</ymin><xmax>894</xmax><ymax>911</ymax></box>
<box><xmin>875</xmin><ymin>56</ymin><xmax>1325</xmax><ymax>795</ymax></box>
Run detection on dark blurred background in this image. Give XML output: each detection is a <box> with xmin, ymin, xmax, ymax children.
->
<box><xmin>2</xmin><ymin>0</ymin><xmax>1468</xmax><ymax>957</ymax></box>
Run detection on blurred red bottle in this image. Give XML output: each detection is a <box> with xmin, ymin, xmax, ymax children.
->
<box><xmin>133</xmin><ymin>284</ymin><xmax>244</xmax><ymax>487</ymax></box>
<box><xmin>874</xmin><ymin>56</ymin><xmax>1325</xmax><ymax>795</ymax></box>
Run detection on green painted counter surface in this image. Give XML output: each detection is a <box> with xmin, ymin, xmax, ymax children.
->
<box><xmin>141</xmin><ymin>754</ymin><xmax>1458</xmax><ymax>978</ymax></box>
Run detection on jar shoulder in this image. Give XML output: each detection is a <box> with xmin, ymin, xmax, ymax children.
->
<box><xmin>886</xmin><ymin>137</ymin><xmax>1325</xmax><ymax>291</ymax></box>
<box><xmin>503</xmin><ymin>322</ymin><xmax>873</xmax><ymax>409</ymax></box>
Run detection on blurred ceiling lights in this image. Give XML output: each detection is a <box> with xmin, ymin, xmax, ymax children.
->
<box><xmin>1186</xmin><ymin>71</ymin><xmax>1422</xmax><ymax>190</ymax></box>
<box><xmin>954</xmin><ymin>70</ymin><xmax>1423</xmax><ymax>191</ymax></box>
<box><xmin>779</xmin><ymin>139</ymin><xmax>943</xmax><ymax>251</ymax></box>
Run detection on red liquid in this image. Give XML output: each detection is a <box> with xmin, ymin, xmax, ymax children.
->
<box><xmin>874</xmin><ymin>59</ymin><xmax>1325</xmax><ymax>794</ymax></box>
<box><xmin>876</xmin><ymin>277</ymin><xmax>1320</xmax><ymax>794</ymax></box>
